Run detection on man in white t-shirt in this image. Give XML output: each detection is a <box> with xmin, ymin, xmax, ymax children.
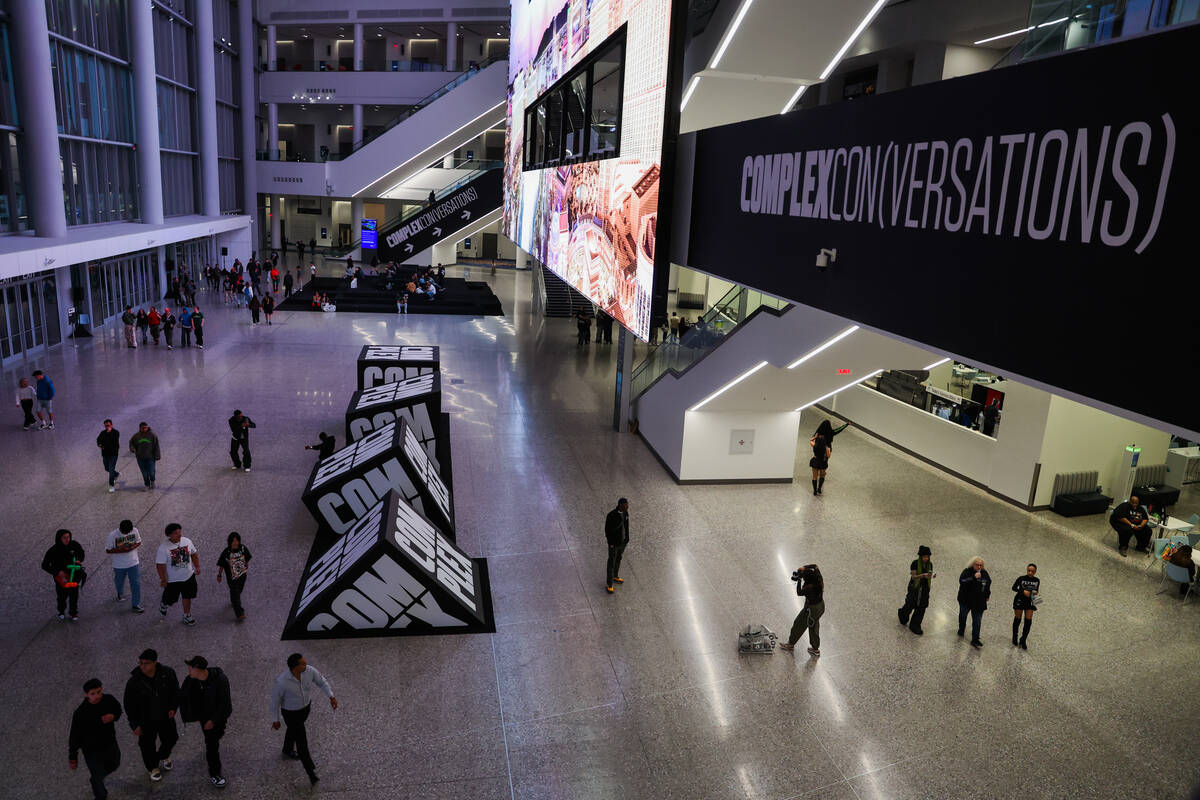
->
<box><xmin>105</xmin><ymin>519</ymin><xmax>144</xmax><ymax>613</ymax></box>
<box><xmin>155</xmin><ymin>523</ymin><xmax>199</xmax><ymax>626</ymax></box>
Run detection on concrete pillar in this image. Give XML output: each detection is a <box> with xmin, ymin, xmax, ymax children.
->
<box><xmin>239</xmin><ymin>0</ymin><xmax>257</xmax><ymax>220</ymax></box>
<box><xmin>444</xmin><ymin>154</ymin><xmax>456</xmax><ymax>168</ymax></box>
<box><xmin>270</xmin><ymin>196</ymin><xmax>282</xmax><ymax>249</ymax></box>
<box><xmin>912</xmin><ymin>42</ymin><xmax>947</xmax><ymax>87</ymax></box>
<box><xmin>54</xmin><ymin>266</ymin><xmax>73</xmax><ymax>343</ymax></box>
<box><xmin>876</xmin><ymin>56</ymin><xmax>911</xmax><ymax>94</ymax></box>
<box><xmin>155</xmin><ymin>246</ymin><xmax>167</xmax><ymax>299</ymax></box>
<box><xmin>352</xmin><ymin>197</ymin><xmax>363</xmax><ymax>245</ymax></box>
<box><xmin>353</xmin><ymin>24</ymin><xmax>364</xmax><ymax>71</ymax></box>
<box><xmin>267</xmin><ymin>103</ymin><xmax>278</xmax><ymax>159</ymax></box>
<box><xmin>446</xmin><ymin>23</ymin><xmax>458</xmax><ymax>71</ymax></box>
<box><xmin>130</xmin><ymin>0</ymin><xmax>163</xmax><ymax>225</ymax></box>
<box><xmin>613</xmin><ymin>326</ymin><xmax>634</xmax><ymax>431</ymax></box>
<box><xmin>10</xmin><ymin>1</ymin><xmax>65</xmax><ymax>237</ymax></box>
<box><xmin>267</xmin><ymin>25</ymin><xmax>277</xmax><ymax>70</ymax></box>
<box><xmin>195</xmin><ymin>1</ymin><xmax>221</xmax><ymax>215</ymax></box>
<box><xmin>352</xmin><ymin>104</ymin><xmax>363</xmax><ymax>148</ymax></box>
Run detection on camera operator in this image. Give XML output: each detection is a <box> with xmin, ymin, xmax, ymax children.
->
<box><xmin>780</xmin><ymin>564</ymin><xmax>824</xmax><ymax>656</ymax></box>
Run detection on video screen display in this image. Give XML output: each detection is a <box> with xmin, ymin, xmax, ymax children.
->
<box><xmin>504</xmin><ymin>0</ymin><xmax>675</xmax><ymax>341</ymax></box>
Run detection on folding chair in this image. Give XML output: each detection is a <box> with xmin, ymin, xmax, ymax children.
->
<box><xmin>1158</xmin><ymin>562</ymin><xmax>1195</xmax><ymax>603</ymax></box>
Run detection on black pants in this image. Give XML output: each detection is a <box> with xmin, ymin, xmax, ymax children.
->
<box><xmin>282</xmin><ymin>704</ymin><xmax>317</xmax><ymax>775</ymax></box>
<box><xmin>137</xmin><ymin>718</ymin><xmax>178</xmax><ymax>770</ymax></box>
<box><xmin>1114</xmin><ymin>522</ymin><xmax>1151</xmax><ymax>550</ymax></box>
<box><xmin>230</xmin><ymin>438</ymin><xmax>251</xmax><ymax>469</ymax></box>
<box><xmin>202</xmin><ymin>722</ymin><xmax>226</xmax><ymax>776</ymax></box>
<box><xmin>20</xmin><ymin>398</ymin><xmax>34</xmax><ymax>426</ymax></box>
<box><xmin>180</xmin><ymin>328</ymin><xmax>191</xmax><ymax>347</ymax></box>
<box><xmin>898</xmin><ymin>584</ymin><xmax>929</xmax><ymax>631</ymax></box>
<box><xmin>250</xmin><ymin>308</ymin><xmax>260</xmax><ymax>323</ymax></box>
<box><xmin>226</xmin><ymin>574</ymin><xmax>246</xmax><ymax>617</ymax></box>
<box><xmin>83</xmin><ymin>743</ymin><xmax>120</xmax><ymax>799</ymax></box>
<box><xmin>606</xmin><ymin>544</ymin><xmax>626</xmax><ymax>587</ymax></box>
<box><xmin>194</xmin><ymin>325</ymin><xmax>204</xmax><ymax>347</ymax></box>
<box><xmin>56</xmin><ymin>582</ymin><xmax>79</xmax><ymax>615</ymax></box>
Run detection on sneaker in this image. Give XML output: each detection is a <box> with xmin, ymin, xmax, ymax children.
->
<box><xmin>48</xmin><ymin>422</ymin><xmax>54</xmax><ymax>429</ymax></box>
<box><xmin>132</xmin><ymin>605</ymin><xmax>145</xmax><ymax>613</ymax></box>
<box><xmin>149</xmin><ymin>768</ymin><xmax>163</xmax><ymax>782</ymax></box>
<box><xmin>909</xmin><ymin>627</ymin><xmax>923</xmax><ymax>636</ymax></box>
<box><xmin>1019</xmin><ymin>641</ymin><xmax>1028</xmax><ymax>650</ymax></box>
<box><xmin>160</xmin><ymin>758</ymin><xmax>172</xmax><ymax>771</ymax></box>
<box><xmin>70</xmin><ymin>615</ymin><xmax>78</xmax><ymax>621</ymax></box>
<box><xmin>159</xmin><ymin>603</ymin><xmax>168</xmax><ymax>617</ymax></box>
<box><xmin>605</xmin><ymin>585</ymin><xmax>614</xmax><ymax>594</ymax></box>
<box><xmin>897</xmin><ymin>609</ymin><xmax>907</xmax><ymax>625</ymax></box>
<box><xmin>198</xmin><ymin>345</ymin><xmax>204</xmax><ymax>349</ymax></box>
<box><xmin>807</xmin><ymin>647</ymin><xmax>820</xmax><ymax>656</ymax></box>
<box><xmin>231</xmin><ymin>466</ymin><xmax>240</xmax><ymax>471</ymax></box>
<box><xmin>115</xmin><ymin>595</ymin><xmax>124</xmax><ymax>602</ymax></box>
<box><xmin>167</xmin><ymin>345</ymin><xmax>173</xmax><ymax>350</ymax></box>
<box><xmin>970</xmin><ymin>640</ymin><xmax>983</xmax><ymax>648</ymax></box>
<box><xmin>182</xmin><ymin>615</ymin><xmax>196</xmax><ymax>626</ymax></box>
<box><xmin>108</xmin><ymin>486</ymin><xmax>116</xmax><ymax>493</ymax></box>
<box><xmin>243</xmin><ymin>468</ymin><xmax>250</xmax><ymax>473</ymax></box>
<box><xmin>22</xmin><ymin>424</ymin><xmax>30</xmax><ymax>431</ymax></box>
<box><xmin>778</xmin><ymin>642</ymin><xmax>794</xmax><ymax>651</ymax></box>
<box><xmin>612</xmin><ymin>577</ymin><xmax>623</xmax><ymax>583</ymax></box>
<box><xmin>210</xmin><ymin>775</ymin><xmax>226</xmax><ymax>788</ymax></box>
<box><xmin>57</xmin><ymin>614</ymin><xmax>65</xmax><ymax>621</ymax></box>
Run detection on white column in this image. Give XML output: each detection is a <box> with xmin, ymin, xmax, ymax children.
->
<box><xmin>353</xmin><ymin>24</ymin><xmax>363</xmax><ymax>71</ymax></box>
<box><xmin>352</xmin><ymin>197</ymin><xmax>363</xmax><ymax>246</ymax></box>
<box><xmin>239</xmin><ymin>0</ymin><xmax>257</xmax><ymax>221</ymax></box>
<box><xmin>155</xmin><ymin>246</ymin><xmax>167</xmax><ymax>299</ymax></box>
<box><xmin>267</xmin><ymin>25</ymin><xmax>277</xmax><ymax>70</ymax></box>
<box><xmin>130</xmin><ymin>0</ymin><xmax>163</xmax><ymax>225</ymax></box>
<box><xmin>352</xmin><ymin>104</ymin><xmax>363</xmax><ymax>148</ymax></box>
<box><xmin>444</xmin><ymin>154</ymin><xmax>456</xmax><ymax>168</ymax></box>
<box><xmin>270</xmin><ymin>196</ymin><xmax>282</xmax><ymax>249</ymax></box>
<box><xmin>267</xmin><ymin>103</ymin><xmax>278</xmax><ymax>159</ymax></box>
<box><xmin>446</xmin><ymin>23</ymin><xmax>458</xmax><ymax>71</ymax></box>
<box><xmin>54</xmin><ymin>266</ymin><xmax>73</xmax><ymax>342</ymax></box>
<box><xmin>195</xmin><ymin>1</ymin><xmax>220</xmax><ymax>215</ymax></box>
<box><xmin>10</xmin><ymin>1</ymin><xmax>65</xmax><ymax>237</ymax></box>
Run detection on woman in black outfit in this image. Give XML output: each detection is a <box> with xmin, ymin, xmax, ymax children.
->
<box><xmin>215</xmin><ymin>532</ymin><xmax>252</xmax><ymax>622</ymax></box>
<box><xmin>780</xmin><ymin>564</ymin><xmax>824</xmax><ymax>656</ymax></box>
<box><xmin>809</xmin><ymin>434</ymin><xmax>831</xmax><ymax>495</ymax></box>
<box><xmin>1011</xmin><ymin>563</ymin><xmax>1039</xmax><ymax>649</ymax></box>
<box><xmin>813</xmin><ymin>420</ymin><xmax>848</xmax><ymax>458</ymax></box>
<box><xmin>957</xmin><ymin>556</ymin><xmax>991</xmax><ymax>648</ymax></box>
<box><xmin>897</xmin><ymin>545</ymin><xmax>935</xmax><ymax>635</ymax></box>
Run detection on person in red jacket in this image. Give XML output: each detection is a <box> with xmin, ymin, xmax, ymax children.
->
<box><xmin>147</xmin><ymin>307</ymin><xmax>162</xmax><ymax>345</ymax></box>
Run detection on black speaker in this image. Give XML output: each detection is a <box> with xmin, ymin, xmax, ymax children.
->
<box><xmin>221</xmin><ymin>246</ymin><xmax>228</xmax><ymax>256</ymax></box>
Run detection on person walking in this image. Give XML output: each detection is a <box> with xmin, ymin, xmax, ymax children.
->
<box><xmin>779</xmin><ymin>564</ymin><xmax>824</xmax><ymax>656</ymax></box>
<box><xmin>129</xmin><ymin>421</ymin><xmax>161</xmax><ymax>490</ymax></box>
<box><xmin>248</xmin><ymin>294</ymin><xmax>261</xmax><ymax>324</ymax></box>
<box><xmin>68</xmin><ymin>678</ymin><xmax>123</xmax><ymax>800</ymax></box>
<box><xmin>42</xmin><ymin>528</ymin><xmax>86</xmax><ymax>621</ymax></box>
<box><xmin>304</xmin><ymin>432</ymin><xmax>336</xmax><ymax>459</ymax></box>
<box><xmin>105</xmin><ymin>519</ymin><xmax>143</xmax><ymax>612</ymax></box>
<box><xmin>32</xmin><ymin>369</ymin><xmax>55</xmax><ymax>429</ymax></box>
<box><xmin>957</xmin><ymin>556</ymin><xmax>992</xmax><ymax>648</ymax></box>
<box><xmin>178</xmin><ymin>307</ymin><xmax>192</xmax><ymax>348</ymax></box>
<box><xmin>16</xmin><ymin>376</ymin><xmax>36</xmax><ymax>430</ymax></box>
<box><xmin>262</xmin><ymin>294</ymin><xmax>275</xmax><ymax>325</ymax></box>
<box><xmin>1011</xmin><ymin>563</ymin><xmax>1040</xmax><ymax>649</ymax></box>
<box><xmin>283</xmin><ymin>270</ymin><xmax>294</xmax><ymax>299</ymax></box>
<box><xmin>180</xmin><ymin>656</ymin><xmax>232</xmax><ymax>788</ymax></box>
<box><xmin>156</xmin><ymin>523</ymin><xmax>198</xmax><ymax>626</ymax></box>
<box><xmin>310</xmin><ymin>262</ymin><xmax>317</xmax><ymax>286</ymax></box>
<box><xmin>215</xmin><ymin>532</ymin><xmax>252</xmax><ymax>621</ymax></box>
<box><xmin>136</xmin><ymin>309</ymin><xmax>149</xmax><ymax>345</ymax></box>
<box><xmin>809</xmin><ymin>431</ymin><xmax>831</xmax><ymax>496</ymax></box>
<box><xmin>121</xmin><ymin>306</ymin><xmax>138</xmax><ymax>348</ymax></box>
<box><xmin>123</xmin><ymin>648</ymin><xmax>180</xmax><ymax>782</ymax></box>
<box><xmin>161</xmin><ymin>307</ymin><xmax>176</xmax><ymax>350</ymax></box>
<box><xmin>147</xmin><ymin>306</ymin><xmax>161</xmax><ymax>345</ymax></box>
<box><xmin>309</xmin><ymin>237</ymin><xmax>316</xmax><ymax>258</ymax></box>
<box><xmin>270</xmin><ymin>265</ymin><xmax>281</xmax><ymax>294</ymax></box>
<box><xmin>897</xmin><ymin>545</ymin><xmax>935</xmax><ymax>635</ymax></box>
<box><xmin>604</xmin><ymin>498</ymin><xmax>630</xmax><ymax>593</ymax></box>
<box><xmin>191</xmin><ymin>306</ymin><xmax>205</xmax><ymax>349</ymax></box>
<box><xmin>228</xmin><ymin>410</ymin><xmax>256</xmax><ymax>472</ymax></box>
<box><xmin>270</xmin><ymin>653</ymin><xmax>338</xmax><ymax>786</ymax></box>
<box><xmin>296</xmin><ymin>239</ymin><xmax>305</xmax><ymax>264</ymax></box>
<box><xmin>96</xmin><ymin>419</ymin><xmax>121</xmax><ymax>492</ymax></box>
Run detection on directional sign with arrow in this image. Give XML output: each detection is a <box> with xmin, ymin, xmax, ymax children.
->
<box><xmin>379</xmin><ymin>170</ymin><xmax>502</xmax><ymax>261</ymax></box>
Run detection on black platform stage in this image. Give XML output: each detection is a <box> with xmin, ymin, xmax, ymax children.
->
<box><xmin>278</xmin><ymin>276</ymin><xmax>503</xmax><ymax>316</ymax></box>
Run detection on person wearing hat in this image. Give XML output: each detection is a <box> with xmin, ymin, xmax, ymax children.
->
<box><xmin>180</xmin><ymin>656</ymin><xmax>232</xmax><ymax>788</ymax></box>
<box><xmin>897</xmin><ymin>546</ymin><xmax>935</xmax><ymax>635</ymax></box>
<box><xmin>123</xmin><ymin>648</ymin><xmax>180</xmax><ymax>782</ymax></box>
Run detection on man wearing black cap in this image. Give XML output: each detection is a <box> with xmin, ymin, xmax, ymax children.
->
<box><xmin>604</xmin><ymin>498</ymin><xmax>630</xmax><ymax>593</ymax></box>
<box><xmin>123</xmin><ymin>648</ymin><xmax>180</xmax><ymax>783</ymax></box>
<box><xmin>180</xmin><ymin>656</ymin><xmax>232</xmax><ymax>788</ymax></box>
<box><xmin>897</xmin><ymin>546</ymin><xmax>936</xmax><ymax>635</ymax></box>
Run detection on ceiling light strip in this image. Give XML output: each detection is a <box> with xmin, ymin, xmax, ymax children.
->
<box><xmin>690</xmin><ymin>360</ymin><xmax>770</xmax><ymax>411</ymax></box>
<box><xmin>780</xmin><ymin>84</ymin><xmax>806</xmax><ymax>115</ymax></box>
<box><xmin>787</xmin><ymin>326</ymin><xmax>859</xmax><ymax>369</ymax></box>
<box><xmin>973</xmin><ymin>16</ymin><xmax>1068</xmax><ymax>45</ymax></box>
<box><xmin>819</xmin><ymin>0</ymin><xmax>889</xmax><ymax>80</ymax></box>
<box><xmin>922</xmin><ymin>357</ymin><xmax>950</xmax><ymax>371</ymax></box>
<box><xmin>794</xmin><ymin>369</ymin><xmax>883</xmax><ymax>412</ymax></box>
<box><xmin>709</xmin><ymin>0</ymin><xmax>755</xmax><ymax>69</ymax></box>
<box><xmin>681</xmin><ymin>76</ymin><xmax>701</xmax><ymax>112</ymax></box>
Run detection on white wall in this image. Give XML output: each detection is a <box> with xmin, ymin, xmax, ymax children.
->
<box><xmin>1035</xmin><ymin>395</ymin><xmax>1173</xmax><ymax>505</ymax></box>
<box><xmin>680</xmin><ymin>411</ymin><xmax>801</xmax><ymax>481</ymax></box>
<box><xmin>216</xmin><ymin>225</ymin><xmax>254</xmax><ymax>265</ymax></box>
<box><xmin>941</xmin><ymin>45</ymin><xmax>997</xmax><ymax>79</ymax></box>
<box><xmin>705</xmin><ymin>277</ymin><xmax>736</xmax><ymax>309</ymax></box>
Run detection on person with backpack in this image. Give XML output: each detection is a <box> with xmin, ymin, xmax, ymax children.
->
<box><xmin>179</xmin><ymin>307</ymin><xmax>193</xmax><ymax>348</ymax></box>
<box><xmin>215</xmin><ymin>532</ymin><xmax>252</xmax><ymax>621</ymax></box>
<box><xmin>123</xmin><ymin>648</ymin><xmax>180</xmax><ymax>782</ymax></box>
<box><xmin>897</xmin><ymin>545</ymin><xmax>935</xmax><ymax>635</ymax></box>
<box><xmin>42</xmin><ymin>528</ymin><xmax>86</xmax><ymax>621</ymax></box>
<box><xmin>121</xmin><ymin>306</ymin><xmax>138</xmax><ymax>348</ymax></box>
<box><xmin>147</xmin><ymin>307</ymin><xmax>161</xmax><ymax>345</ymax></box>
<box><xmin>32</xmin><ymin>369</ymin><xmax>55</xmax><ymax>429</ymax></box>
<box><xmin>180</xmin><ymin>656</ymin><xmax>232</xmax><ymax>788</ymax></box>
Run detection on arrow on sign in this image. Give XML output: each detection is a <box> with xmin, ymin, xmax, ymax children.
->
<box><xmin>432</xmin><ymin>227</ymin><xmax>442</xmax><ymax>237</ymax></box>
<box><xmin>460</xmin><ymin>210</ymin><xmax>471</xmax><ymax>221</ymax></box>
<box><xmin>403</xmin><ymin>243</ymin><xmax>414</xmax><ymax>253</ymax></box>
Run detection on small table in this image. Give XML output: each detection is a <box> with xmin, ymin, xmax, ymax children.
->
<box><xmin>1153</xmin><ymin>516</ymin><xmax>1194</xmax><ymax>536</ymax></box>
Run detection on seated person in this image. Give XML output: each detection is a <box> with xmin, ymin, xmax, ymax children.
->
<box><xmin>311</xmin><ymin>291</ymin><xmax>323</xmax><ymax>310</ymax></box>
<box><xmin>1168</xmin><ymin>544</ymin><xmax>1196</xmax><ymax>595</ymax></box>
<box><xmin>397</xmin><ymin>293</ymin><xmax>408</xmax><ymax>314</ymax></box>
<box><xmin>406</xmin><ymin>280</ymin><xmax>418</xmax><ymax>295</ymax></box>
<box><xmin>425</xmin><ymin>283</ymin><xmax>437</xmax><ymax>300</ymax></box>
<box><xmin>1109</xmin><ymin>494</ymin><xmax>1152</xmax><ymax>555</ymax></box>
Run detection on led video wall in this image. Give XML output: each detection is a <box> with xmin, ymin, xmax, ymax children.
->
<box><xmin>504</xmin><ymin>0</ymin><xmax>678</xmax><ymax>341</ymax></box>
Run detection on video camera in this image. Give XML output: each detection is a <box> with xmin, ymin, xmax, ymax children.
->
<box><xmin>790</xmin><ymin>564</ymin><xmax>818</xmax><ymax>583</ymax></box>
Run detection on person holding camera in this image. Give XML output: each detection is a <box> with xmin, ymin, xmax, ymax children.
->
<box><xmin>897</xmin><ymin>545</ymin><xmax>935</xmax><ymax>635</ymax></box>
<box><xmin>780</xmin><ymin>564</ymin><xmax>824</xmax><ymax>656</ymax></box>
<box><xmin>957</xmin><ymin>556</ymin><xmax>991</xmax><ymax>648</ymax></box>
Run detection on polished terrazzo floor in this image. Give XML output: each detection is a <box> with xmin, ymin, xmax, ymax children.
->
<box><xmin>2</xmin><ymin>267</ymin><xmax>1198</xmax><ymax>800</ymax></box>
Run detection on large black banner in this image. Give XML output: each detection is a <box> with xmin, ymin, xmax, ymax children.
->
<box><xmin>379</xmin><ymin>169</ymin><xmax>502</xmax><ymax>261</ymax></box>
<box><xmin>685</xmin><ymin>25</ymin><xmax>1200</xmax><ymax>435</ymax></box>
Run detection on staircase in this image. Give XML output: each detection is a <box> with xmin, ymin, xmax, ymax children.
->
<box><xmin>541</xmin><ymin>267</ymin><xmax>592</xmax><ymax>317</ymax></box>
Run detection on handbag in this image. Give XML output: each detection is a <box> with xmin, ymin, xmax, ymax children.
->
<box><xmin>1030</xmin><ymin>593</ymin><xmax>1043</xmax><ymax>607</ymax></box>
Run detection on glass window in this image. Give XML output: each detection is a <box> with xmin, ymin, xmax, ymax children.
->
<box><xmin>562</xmin><ymin>74</ymin><xmax>588</xmax><ymax>160</ymax></box>
<box><xmin>589</xmin><ymin>43</ymin><xmax>622</xmax><ymax>158</ymax></box>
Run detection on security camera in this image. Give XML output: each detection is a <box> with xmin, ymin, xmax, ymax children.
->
<box><xmin>816</xmin><ymin>248</ymin><xmax>837</xmax><ymax>270</ymax></box>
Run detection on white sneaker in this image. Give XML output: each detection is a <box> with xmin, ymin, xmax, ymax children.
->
<box><xmin>182</xmin><ymin>615</ymin><xmax>196</xmax><ymax>626</ymax></box>
<box><xmin>108</xmin><ymin>486</ymin><xmax>115</xmax><ymax>493</ymax></box>
<box><xmin>160</xmin><ymin>758</ymin><xmax>172</xmax><ymax>771</ymax></box>
<box><xmin>149</xmin><ymin>767</ymin><xmax>163</xmax><ymax>782</ymax></box>
<box><xmin>210</xmin><ymin>775</ymin><xmax>226</xmax><ymax>788</ymax></box>
<box><xmin>243</xmin><ymin>468</ymin><xmax>250</xmax><ymax>473</ymax></box>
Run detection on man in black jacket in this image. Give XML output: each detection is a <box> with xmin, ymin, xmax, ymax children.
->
<box><xmin>96</xmin><ymin>419</ymin><xmax>120</xmax><ymax>492</ymax></box>
<box><xmin>1110</xmin><ymin>494</ymin><xmax>1153</xmax><ymax>555</ymax></box>
<box><xmin>228</xmin><ymin>410</ymin><xmax>256</xmax><ymax>473</ymax></box>
<box><xmin>123</xmin><ymin>648</ymin><xmax>180</xmax><ymax>782</ymax></box>
<box><xmin>42</xmin><ymin>528</ymin><xmax>85</xmax><ymax>621</ymax></box>
<box><xmin>604</xmin><ymin>498</ymin><xmax>630</xmax><ymax>593</ymax></box>
<box><xmin>181</xmin><ymin>656</ymin><xmax>232</xmax><ymax>788</ymax></box>
<box><xmin>69</xmin><ymin>678</ymin><xmax>122</xmax><ymax>800</ymax></box>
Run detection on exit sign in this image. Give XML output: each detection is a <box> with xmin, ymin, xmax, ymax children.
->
<box><xmin>837</xmin><ymin>369</ymin><xmax>851</xmax><ymax>374</ymax></box>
